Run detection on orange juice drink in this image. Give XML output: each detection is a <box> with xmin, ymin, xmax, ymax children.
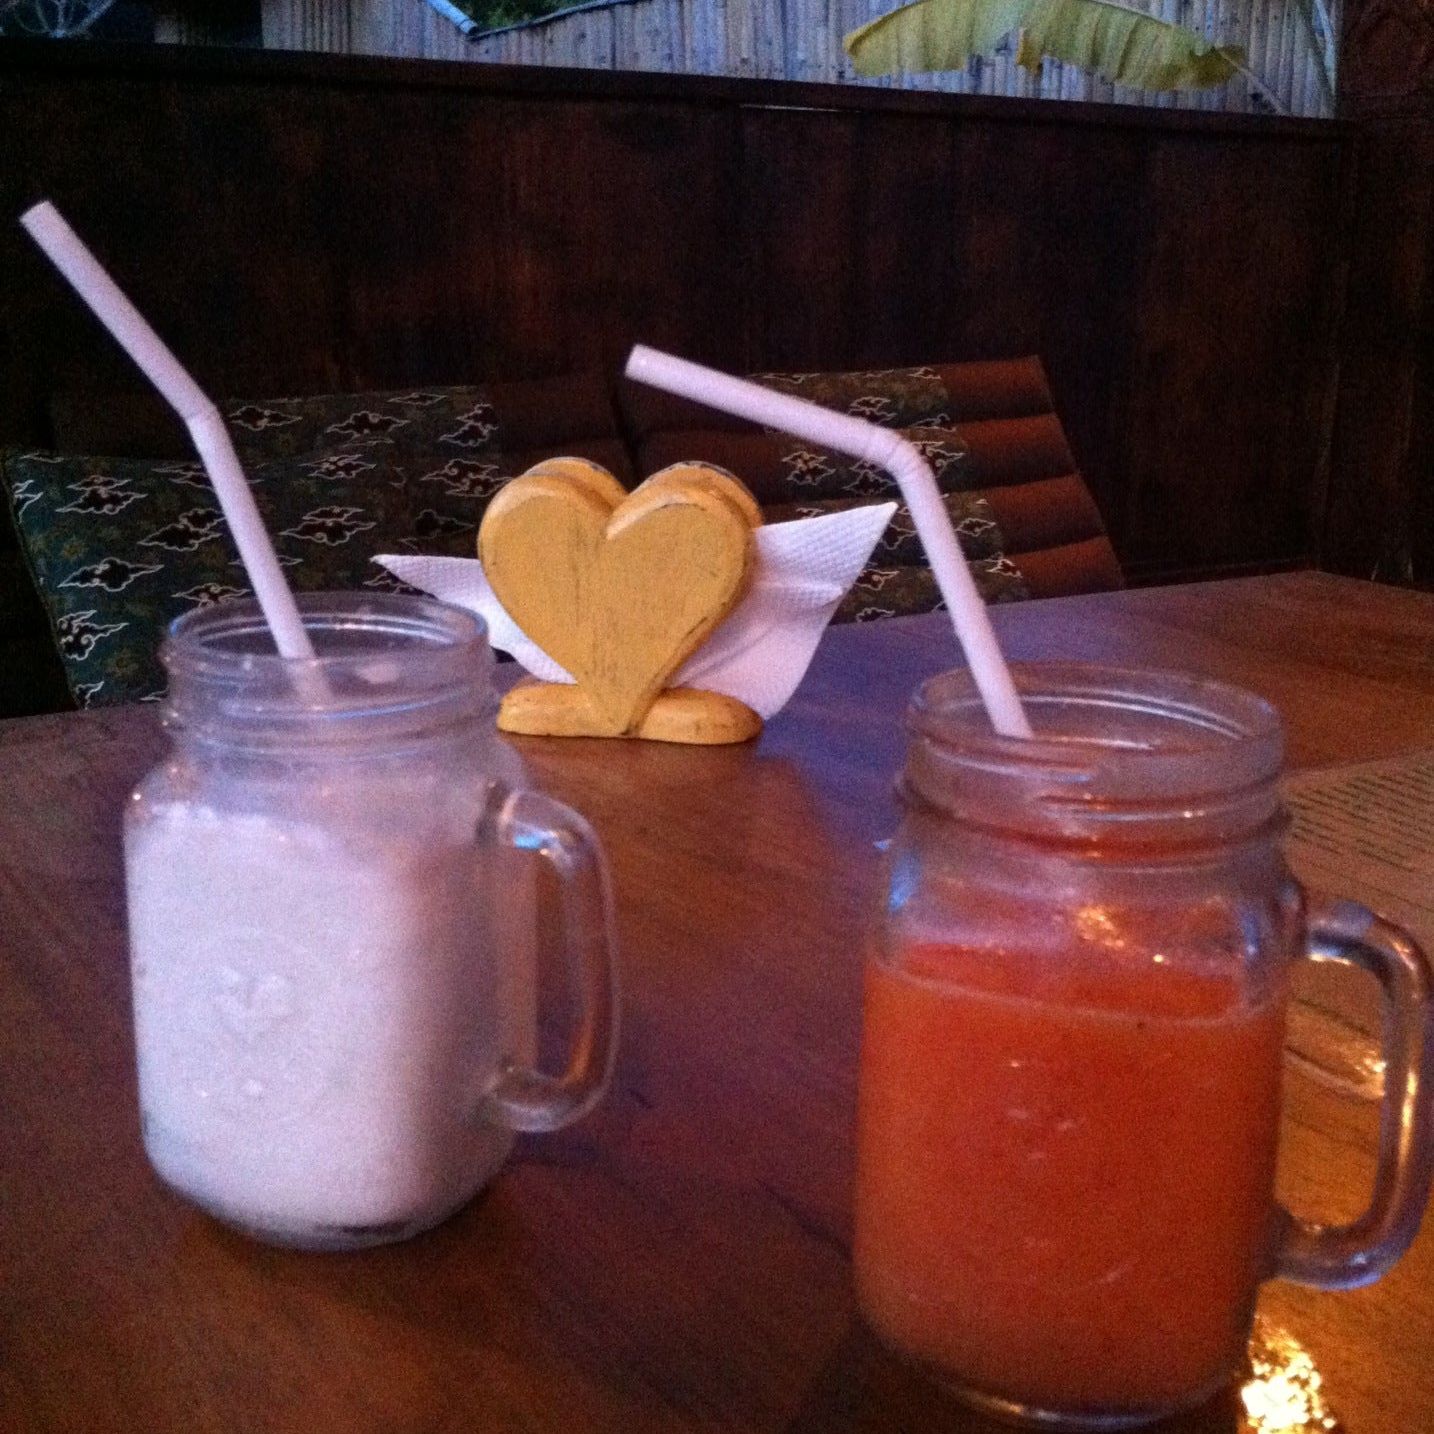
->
<box><xmin>854</xmin><ymin>939</ymin><xmax>1286</xmax><ymax>1418</ymax></box>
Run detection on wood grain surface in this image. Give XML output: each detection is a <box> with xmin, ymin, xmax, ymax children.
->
<box><xmin>2</xmin><ymin>572</ymin><xmax>1433</xmax><ymax>1433</ymax></box>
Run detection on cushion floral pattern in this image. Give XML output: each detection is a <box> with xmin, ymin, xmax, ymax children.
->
<box><xmin>2</xmin><ymin>444</ymin><xmax>491</xmax><ymax>707</ymax></box>
<box><xmin>219</xmin><ymin>385</ymin><xmax>633</xmax><ymax>565</ymax></box>
<box><xmin>4</xmin><ymin>381</ymin><xmax>638</xmax><ymax>707</ymax></box>
<box><xmin>634</xmin><ymin>364</ymin><xmax>1033</xmax><ymax>622</ymax></box>
<box><xmin>222</xmin><ymin>386</ymin><xmax>505</xmax><ymax>465</ymax></box>
<box><xmin>626</xmin><ymin>366</ymin><xmax>1033</xmax><ymax>622</ymax></box>
<box><xmin>750</xmin><ymin>366</ymin><xmax>956</xmax><ymax>430</ymax></box>
<box><xmin>5</xmin><ymin>366</ymin><xmax>1045</xmax><ymax>708</ymax></box>
<box><xmin>838</xmin><ymin>560</ymin><xmax>1027</xmax><ymax>623</ymax></box>
<box><xmin>765</xmin><ymin>490</ymin><xmax>1029</xmax><ymax>618</ymax></box>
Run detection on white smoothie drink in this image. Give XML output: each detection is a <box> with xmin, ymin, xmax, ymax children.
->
<box><xmin>127</xmin><ymin>773</ymin><xmax>532</xmax><ymax>1244</ymax></box>
<box><xmin>119</xmin><ymin>594</ymin><xmax>621</xmax><ymax>1252</ymax></box>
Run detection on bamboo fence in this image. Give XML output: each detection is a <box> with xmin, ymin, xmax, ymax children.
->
<box><xmin>157</xmin><ymin>0</ymin><xmax>1337</xmax><ymax>118</ymax></box>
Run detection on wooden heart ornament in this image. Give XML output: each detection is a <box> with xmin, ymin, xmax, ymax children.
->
<box><xmin>479</xmin><ymin>462</ymin><xmax>756</xmax><ymax>738</ymax></box>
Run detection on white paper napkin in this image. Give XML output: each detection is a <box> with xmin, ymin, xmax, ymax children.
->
<box><xmin>375</xmin><ymin>502</ymin><xmax>896</xmax><ymax>719</ymax></box>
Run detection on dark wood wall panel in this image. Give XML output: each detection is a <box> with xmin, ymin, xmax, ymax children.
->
<box><xmin>844</xmin><ymin>112</ymin><xmax>963</xmax><ymax>370</ymax></box>
<box><xmin>1121</xmin><ymin>135</ymin><xmax>1348</xmax><ymax>577</ymax></box>
<box><xmin>942</xmin><ymin>120</ymin><xmax>1148</xmax><ymax>541</ymax></box>
<box><xmin>1324</xmin><ymin>118</ymin><xmax>1432</xmax><ymax>583</ymax></box>
<box><xmin>729</xmin><ymin>101</ymin><xmax>1345</xmax><ymax>580</ymax></box>
<box><xmin>2</xmin><ymin>74</ymin><xmax>355</xmax><ymax>408</ymax></box>
<box><xmin>1325</xmin><ymin>0</ymin><xmax>1434</xmax><ymax>586</ymax></box>
<box><xmin>326</xmin><ymin>94</ymin><xmax>743</xmax><ymax>384</ymax></box>
<box><xmin>0</xmin><ymin>42</ymin><xmax>1350</xmax><ymax>585</ymax></box>
<box><xmin>736</xmin><ymin>107</ymin><xmax>864</xmax><ymax>370</ymax></box>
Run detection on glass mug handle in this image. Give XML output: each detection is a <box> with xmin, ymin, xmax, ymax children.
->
<box><xmin>1275</xmin><ymin>897</ymin><xmax>1434</xmax><ymax>1289</ymax></box>
<box><xmin>475</xmin><ymin>784</ymin><xmax>620</xmax><ymax>1135</ymax></box>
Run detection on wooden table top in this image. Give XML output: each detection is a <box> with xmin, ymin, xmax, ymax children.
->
<box><xmin>3</xmin><ymin>571</ymin><xmax>1433</xmax><ymax>1433</ymax></box>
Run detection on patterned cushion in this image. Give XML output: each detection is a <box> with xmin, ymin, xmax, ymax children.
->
<box><xmin>765</xmin><ymin>490</ymin><xmax>1030</xmax><ymax>619</ymax></box>
<box><xmin>4</xmin><ymin>443</ymin><xmax>495</xmax><ymax>707</ymax></box>
<box><xmin>619</xmin><ymin>358</ymin><xmax>1123</xmax><ymax>614</ymax></box>
<box><xmin>48</xmin><ymin>371</ymin><xmax>630</xmax><ymax>472</ymax></box>
<box><xmin>639</xmin><ymin>425</ymin><xmax>971</xmax><ymax>507</ymax></box>
<box><xmin>223</xmin><ymin>388</ymin><xmax>630</xmax><ymax>569</ymax></box>
<box><xmin>223</xmin><ymin>386</ymin><xmax>504</xmax><ymax>462</ymax></box>
<box><xmin>621</xmin><ymin>364</ymin><xmax>963</xmax><ymax>442</ymax></box>
<box><xmin>8</xmin><ymin>377</ymin><xmax>637</xmax><ymax>708</ymax></box>
<box><xmin>837</xmin><ymin>563</ymin><xmax>1026</xmax><ymax>624</ymax></box>
<box><xmin>220</xmin><ymin>382</ymin><xmax>630</xmax><ymax>477</ymax></box>
<box><xmin>747</xmin><ymin>367</ymin><xmax>958</xmax><ymax>428</ymax></box>
<box><xmin>6</xmin><ymin>360</ymin><xmax>1119</xmax><ymax>711</ymax></box>
<box><xmin>623</xmin><ymin>367</ymin><xmax>1046</xmax><ymax>621</ymax></box>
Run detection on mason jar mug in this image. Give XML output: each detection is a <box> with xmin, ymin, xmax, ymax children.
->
<box><xmin>126</xmin><ymin>593</ymin><xmax>619</xmax><ymax>1250</ymax></box>
<box><xmin>854</xmin><ymin>664</ymin><xmax>1433</xmax><ymax>1428</ymax></box>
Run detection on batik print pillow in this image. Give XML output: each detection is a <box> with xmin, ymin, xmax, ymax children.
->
<box><xmin>222</xmin><ymin>386</ymin><xmax>505</xmax><ymax>465</ymax></box>
<box><xmin>631</xmin><ymin>369</ymin><xmax>1032</xmax><ymax>623</ymax></box>
<box><xmin>217</xmin><ymin>384</ymin><xmax>631</xmax><ymax>562</ymax></box>
<box><xmin>764</xmin><ymin>489</ymin><xmax>1031</xmax><ymax>620</ymax></box>
<box><xmin>749</xmin><ymin>366</ymin><xmax>957</xmax><ymax>429</ymax></box>
<box><xmin>218</xmin><ymin>375</ymin><xmax>634</xmax><ymax>477</ymax></box>
<box><xmin>48</xmin><ymin>372</ymin><xmax>634</xmax><ymax>482</ymax></box>
<box><xmin>620</xmin><ymin>363</ymin><xmax>960</xmax><ymax>451</ymax></box>
<box><xmin>638</xmin><ymin>425</ymin><xmax>972</xmax><ymax>508</ymax></box>
<box><xmin>3</xmin><ymin>447</ymin><xmax>414</xmax><ymax>707</ymax></box>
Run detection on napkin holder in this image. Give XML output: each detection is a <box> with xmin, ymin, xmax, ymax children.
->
<box><xmin>376</xmin><ymin>459</ymin><xmax>896</xmax><ymax>747</ymax></box>
<box><xmin>478</xmin><ymin>461</ymin><xmax>764</xmax><ymax>744</ymax></box>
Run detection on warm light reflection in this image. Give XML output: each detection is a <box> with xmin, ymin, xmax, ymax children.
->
<box><xmin>1073</xmin><ymin>904</ymin><xmax>1124</xmax><ymax>948</ymax></box>
<box><xmin>1240</xmin><ymin>1319</ymin><xmax>1340</xmax><ymax>1432</ymax></box>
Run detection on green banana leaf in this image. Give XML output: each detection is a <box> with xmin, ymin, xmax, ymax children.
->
<box><xmin>844</xmin><ymin>0</ymin><xmax>1031</xmax><ymax>75</ymax></box>
<box><xmin>845</xmin><ymin>0</ymin><xmax>1244</xmax><ymax>92</ymax></box>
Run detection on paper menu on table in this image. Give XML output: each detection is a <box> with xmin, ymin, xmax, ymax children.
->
<box><xmin>1284</xmin><ymin>748</ymin><xmax>1434</xmax><ymax>952</ymax></box>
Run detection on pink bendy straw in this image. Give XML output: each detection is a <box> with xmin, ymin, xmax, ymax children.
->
<box><xmin>19</xmin><ymin>200</ymin><xmax>316</xmax><ymax>663</ymax></box>
<box><xmin>625</xmin><ymin>345</ymin><xmax>1033</xmax><ymax>738</ymax></box>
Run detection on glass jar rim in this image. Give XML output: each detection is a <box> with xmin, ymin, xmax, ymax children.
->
<box><xmin>911</xmin><ymin>662</ymin><xmax>1282</xmax><ymax>766</ymax></box>
<box><xmin>162</xmin><ymin>592</ymin><xmax>494</xmax><ymax>749</ymax></box>
<box><xmin>904</xmin><ymin>663</ymin><xmax>1285</xmax><ymax>845</ymax></box>
<box><xmin>165</xmin><ymin>590</ymin><xmax>486</xmax><ymax>679</ymax></box>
